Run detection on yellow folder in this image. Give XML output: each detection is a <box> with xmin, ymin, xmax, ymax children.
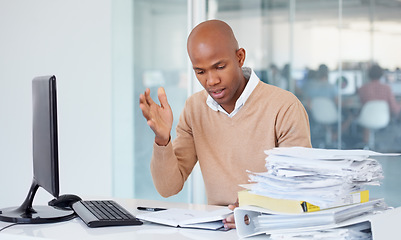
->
<box><xmin>238</xmin><ymin>190</ymin><xmax>369</xmax><ymax>214</ymax></box>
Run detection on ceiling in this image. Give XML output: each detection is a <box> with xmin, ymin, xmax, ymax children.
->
<box><xmin>211</xmin><ymin>0</ymin><xmax>401</xmax><ymax>23</ymax></box>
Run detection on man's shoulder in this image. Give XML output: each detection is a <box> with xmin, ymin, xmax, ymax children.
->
<box><xmin>186</xmin><ymin>89</ymin><xmax>208</xmax><ymax>103</ymax></box>
<box><xmin>183</xmin><ymin>90</ymin><xmax>209</xmax><ymax>112</ymax></box>
<box><xmin>255</xmin><ymin>81</ymin><xmax>298</xmax><ymax>101</ymax></box>
<box><xmin>248</xmin><ymin>82</ymin><xmax>305</xmax><ymax>115</ymax></box>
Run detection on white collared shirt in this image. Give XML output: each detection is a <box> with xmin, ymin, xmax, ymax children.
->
<box><xmin>206</xmin><ymin>67</ymin><xmax>259</xmax><ymax>117</ymax></box>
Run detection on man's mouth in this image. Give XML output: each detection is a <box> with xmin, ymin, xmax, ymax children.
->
<box><xmin>210</xmin><ymin>88</ymin><xmax>225</xmax><ymax>99</ymax></box>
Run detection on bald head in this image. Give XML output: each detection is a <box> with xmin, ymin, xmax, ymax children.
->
<box><xmin>187</xmin><ymin>20</ymin><xmax>240</xmax><ymax>63</ymax></box>
<box><xmin>186</xmin><ymin>20</ymin><xmax>247</xmax><ymax>114</ymax></box>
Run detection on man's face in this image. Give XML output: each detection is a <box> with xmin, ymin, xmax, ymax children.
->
<box><xmin>189</xmin><ymin>42</ymin><xmax>245</xmax><ymax>113</ymax></box>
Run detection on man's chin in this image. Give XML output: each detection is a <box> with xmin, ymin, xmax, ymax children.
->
<box><xmin>212</xmin><ymin>98</ymin><xmax>226</xmax><ymax>106</ymax></box>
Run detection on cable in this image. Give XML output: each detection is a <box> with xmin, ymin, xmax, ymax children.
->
<box><xmin>0</xmin><ymin>223</ymin><xmax>19</xmax><ymax>232</ymax></box>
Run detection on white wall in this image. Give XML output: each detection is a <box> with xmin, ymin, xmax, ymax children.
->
<box><xmin>0</xmin><ymin>0</ymin><xmax>112</xmax><ymax>207</ymax></box>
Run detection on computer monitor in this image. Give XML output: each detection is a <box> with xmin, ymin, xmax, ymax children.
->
<box><xmin>328</xmin><ymin>70</ymin><xmax>363</xmax><ymax>95</ymax></box>
<box><xmin>0</xmin><ymin>75</ymin><xmax>75</xmax><ymax>224</ymax></box>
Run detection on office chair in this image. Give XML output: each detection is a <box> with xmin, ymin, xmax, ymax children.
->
<box><xmin>357</xmin><ymin>100</ymin><xmax>390</xmax><ymax>150</ymax></box>
<box><xmin>310</xmin><ymin>97</ymin><xmax>338</xmax><ymax>148</ymax></box>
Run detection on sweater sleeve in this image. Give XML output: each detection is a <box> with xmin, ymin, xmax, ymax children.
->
<box><xmin>275</xmin><ymin>98</ymin><xmax>312</xmax><ymax>148</ymax></box>
<box><xmin>150</xmin><ymin>101</ymin><xmax>198</xmax><ymax>198</ymax></box>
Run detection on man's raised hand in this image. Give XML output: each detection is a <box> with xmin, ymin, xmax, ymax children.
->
<box><xmin>139</xmin><ymin>87</ymin><xmax>173</xmax><ymax>146</ymax></box>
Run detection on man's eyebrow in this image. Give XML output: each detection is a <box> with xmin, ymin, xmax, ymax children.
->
<box><xmin>212</xmin><ymin>61</ymin><xmax>225</xmax><ymax>67</ymax></box>
<box><xmin>193</xmin><ymin>66</ymin><xmax>204</xmax><ymax>71</ymax></box>
<box><xmin>193</xmin><ymin>60</ymin><xmax>226</xmax><ymax>71</ymax></box>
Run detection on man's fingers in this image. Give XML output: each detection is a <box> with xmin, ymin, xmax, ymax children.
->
<box><xmin>157</xmin><ymin>87</ymin><xmax>170</xmax><ymax>109</ymax></box>
<box><xmin>224</xmin><ymin>222</ymin><xmax>236</xmax><ymax>229</ymax></box>
<box><xmin>225</xmin><ymin>214</ymin><xmax>235</xmax><ymax>223</ymax></box>
<box><xmin>144</xmin><ymin>88</ymin><xmax>157</xmax><ymax>106</ymax></box>
<box><xmin>139</xmin><ymin>93</ymin><xmax>151</xmax><ymax>120</ymax></box>
<box><xmin>223</xmin><ymin>214</ymin><xmax>236</xmax><ymax>229</ymax></box>
<box><xmin>223</xmin><ymin>199</ymin><xmax>239</xmax><ymax>229</ymax></box>
<box><xmin>139</xmin><ymin>87</ymin><xmax>172</xmax><ymax>145</ymax></box>
<box><xmin>140</xmin><ymin>88</ymin><xmax>161</xmax><ymax>120</ymax></box>
<box><xmin>228</xmin><ymin>198</ymin><xmax>239</xmax><ymax>210</ymax></box>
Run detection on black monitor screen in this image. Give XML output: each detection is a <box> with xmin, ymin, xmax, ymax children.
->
<box><xmin>33</xmin><ymin>75</ymin><xmax>59</xmax><ymax>197</ymax></box>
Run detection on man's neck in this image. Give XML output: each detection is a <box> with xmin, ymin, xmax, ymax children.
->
<box><xmin>222</xmin><ymin>76</ymin><xmax>248</xmax><ymax>114</ymax></box>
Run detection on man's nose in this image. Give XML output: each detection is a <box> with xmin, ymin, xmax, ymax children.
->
<box><xmin>207</xmin><ymin>71</ymin><xmax>220</xmax><ymax>86</ymax></box>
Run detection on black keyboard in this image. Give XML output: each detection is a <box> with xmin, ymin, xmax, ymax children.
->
<box><xmin>72</xmin><ymin>200</ymin><xmax>143</xmax><ymax>228</ymax></box>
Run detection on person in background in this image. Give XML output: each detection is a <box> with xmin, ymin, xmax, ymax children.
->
<box><xmin>301</xmin><ymin>64</ymin><xmax>340</xmax><ymax>147</ymax></box>
<box><xmin>358</xmin><ymin>64</ymin><xmax>401</xmax><ymax>117</ymax></box>
<box><xmin>358</xmin><ymin>64</ymin><xmax>401</xmax><ymax>144</ymax></box>
<box><xmin>268</xmin><ymin>63</ymin><xmax>288</xmax><ymax>90</ymax></box>
<box><xmin>302</xmin><ymin>64</ymin><xmax>338</xmax><ymax>108</ymax></box>
<box><xmin>139</xmin><ymin>19</ymin><xmax>311</xmax><ymax>229</ymax></box>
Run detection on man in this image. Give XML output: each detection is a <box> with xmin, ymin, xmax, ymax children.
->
<box><xmin>139</xmin><ymin>20</ymin><xmax>311</xmax><ymax>229</ymax></box>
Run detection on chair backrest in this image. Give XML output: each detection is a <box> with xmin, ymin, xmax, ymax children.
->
<box><xmin>310</xmin><ymin>97</ymin><xmax>338</xmax><ymax>125</ymax></box>
<box><xmin>357</xmin><ymin>100</ymin><xmax>390</xmax><ymax>130</ymax></box>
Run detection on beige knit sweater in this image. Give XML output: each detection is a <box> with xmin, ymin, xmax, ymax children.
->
<box><xmin>151</xmin><ymin>81</ymin><xmax>311</xmax><ymax>205</ymax></box>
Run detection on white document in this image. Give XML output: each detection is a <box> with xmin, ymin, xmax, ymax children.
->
<box><xmin>136</xmin><ymin>208</ymin><xmax>232</xmax><ymax>230</ymax></box>
<box><xmin>264</xmin><ymin>147</ymin><xmax>400</xmax><ymax>160</ymax></box>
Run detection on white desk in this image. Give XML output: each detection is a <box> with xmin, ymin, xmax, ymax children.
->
<box><xmin>0</xmin><ymin>198</ymin><xmax>262</xmax><ymax>240</ymax></box>
<box><xmin>2</xmin><ymin>198</ymin><xmax>398</xmax><ymax>239</ymax></box>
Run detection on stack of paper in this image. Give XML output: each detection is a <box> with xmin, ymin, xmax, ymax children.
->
<box><xmin>245</xmin><ymin>147</ymin><xmax>389</xmax><ymax>208</ymax></box>
<box><xmin>234</xmin><ymin>147</ymin><xmax>400</xmax><ymax>239</ymax></box>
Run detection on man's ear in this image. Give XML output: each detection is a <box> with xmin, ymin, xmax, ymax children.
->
<box><xmin>236</xmin><ymin>48</ymin><xmax>246</xmax><ymax>67</ymax></box>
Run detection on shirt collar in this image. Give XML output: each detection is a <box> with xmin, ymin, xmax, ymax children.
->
<box><xmin>206</xmin><ymin>67</ymin><xmax>260</xmax><ymax>117</ymax></box>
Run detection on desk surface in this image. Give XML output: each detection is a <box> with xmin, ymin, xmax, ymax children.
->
<box><xmin>1</xmin><ymin>198</ymin><xmax>400</xmax><ymax>240</ymax></box>
<box><xmin>0</xmin><ymin>198</ymin><xmax>265</xmax><ymax>240</ymax></box>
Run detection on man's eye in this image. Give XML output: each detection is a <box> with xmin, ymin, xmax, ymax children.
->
<box><xmin>217</xmin><ymin>65</ymin><xmax>225</xmax><ymax>70</ymax></box>
<box><xmin>196</xmin><ymin>70</ymin><xmax>204</xmax><ymax>75</ymax></box>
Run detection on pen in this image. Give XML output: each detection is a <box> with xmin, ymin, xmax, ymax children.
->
<box><xmin>137</xmin><ymin>206</ymin><xmax>167</xmax><ymax>212</ymax></box>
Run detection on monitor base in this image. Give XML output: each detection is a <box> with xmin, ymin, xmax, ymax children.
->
<box><xmin>0</xmin><ymin>205</ymin><xmax>75</xmax><ymax>224</ymax></box>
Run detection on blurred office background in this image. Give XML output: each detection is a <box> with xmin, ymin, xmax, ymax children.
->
<box><xmin>126</xmin><ymin>0</ymin><xmax>401</xmax><ymax>206</ymax></box>
<box><xmin>1</xmin><ymin>0</ymin><xmax>400</xmax><ymax>210</ymax></box>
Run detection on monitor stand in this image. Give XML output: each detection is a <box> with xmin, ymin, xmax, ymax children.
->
<box><xmin>0</xmin><ymin>180</ymin><xmax>75</xmax><ymax>224</ymax></box>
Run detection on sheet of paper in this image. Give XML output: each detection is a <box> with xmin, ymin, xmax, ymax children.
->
<box><xmin>264</xmin><ymin>147</ymin><xmax>400</xmax><ymax>160</ymax></box>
